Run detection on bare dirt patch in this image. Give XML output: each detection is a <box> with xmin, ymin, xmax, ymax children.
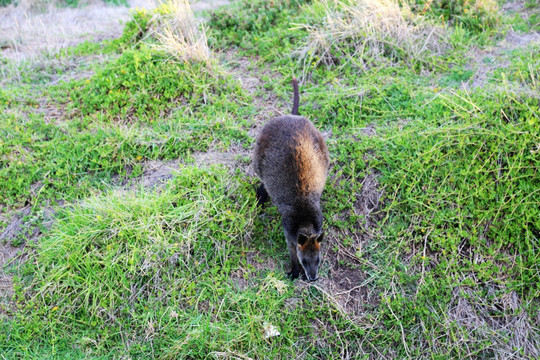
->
<box><xmin>310</xmin><ymin>124</ymin><xmax>384</xmax><ymax>317</ymax></box>
<box><xmin>191</xmin><ymin>0</ymin><xmax>229</xmax><ymax>12</ymax></box>
<box><xmin>117</xmin><ymin>148</ymin><xmax>251</xmax><ymax>192</ymax></box>
<box><xmin>459</xmin><ymin>1</ymin><xmax>539</xmax><ymax>90</ymax></box>
<box><xmin>465</xmin><ymin>31</ymin><xmax>539</xmax><ymax>89</ymax></box>
<box><xmin>320</xmin><ymin>170</ymin><xmax>383</xmax><ymax>316</ymax></box>
<box><xmin>0</xmin><ymin>217</ymin><xmax>26</xmax><ymax>304</ymax></box>
<box><xmin>116</xmin><ymin>159</ymin><xmax>182</xmax><ymax>190</ymax></box>
<box><xmin>0</xmin><ymin>206</ymin><xmax>54</xmax><ymax>313</ymax></box>
<box><xmin>192</xmin><ymin>142</ymin><xmax>251</xmax><ymax>174</ymax></box>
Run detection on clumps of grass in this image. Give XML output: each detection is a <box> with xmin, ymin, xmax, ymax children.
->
<box><xmin>208</xmin><ymin>0</ymin><xmax>310</xmax><ymax>47</ymax></box>
<box><xmin>25</xmin><ymin>166</ymin><xmax>254</xmax><ymax>324</ymax></box>
<box><xmin>67</xmin><ymin>45</ymin><xmax>231</xmax><ymax>122</ymax></box>
<box><xmin>150</xmin><ymin>0</ymin><xmax>211</xmax><ymax>65</ymax></box>
<box><xmin>411</xmin><ymin>0</ymin><xmax>500</xmax><ymax>32</ymax></box>
<box><xmin>66</xmin><ymin>0</ymin><xmax>239</xmax><ymax>122</ymax></box>
<box><xmin>294</xmin><ymin>0</ymin><xmax>448</xmax><ymax>75</ymax></box>
<box><xmin>5</xmin><ymin>167</ymin><xmax>289</xmax><ymax>356</ymax></box>
<box><xmin>115</xmin><ymin>0</ymin><xmax>211</xmax><ymax>65</ymax></box>
<box><xmin>115</xmin><ymin>8</ymin><xmax>153</xmax><ymax>49</ymax></box>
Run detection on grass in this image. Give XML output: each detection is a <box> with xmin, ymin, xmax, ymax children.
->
<box><xmin>291</xmin><ymin>0</ymin><xmax>448</xmax><ymax>76</ymax></box>
<box><xmin>1</xmin><ymin>0</ymin><xmax>539</xmax><ymax>358</ymax></box>
<box><xmin>151</xmin><ymin>0</ymin><xmax>212</xmax><ymax>64</ymax></box>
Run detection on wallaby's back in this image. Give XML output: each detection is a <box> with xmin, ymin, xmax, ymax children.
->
<box><xmin>253</xmin><ymin>115</ymin><xmax>329</xmax><ymax>207</ymax></box>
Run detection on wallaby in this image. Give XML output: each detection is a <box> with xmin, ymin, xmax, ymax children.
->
<box><xmin>253</xmin><ymin>77</ymin><xmax>330</xmax><ymax>281</ymax></box>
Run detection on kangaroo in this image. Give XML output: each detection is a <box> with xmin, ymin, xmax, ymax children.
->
<box><xmin>253</xmin><ymin>77</ymin><xmax>330</xmax><ymax>281</ymax></box>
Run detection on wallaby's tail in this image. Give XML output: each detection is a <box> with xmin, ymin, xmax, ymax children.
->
<box><xmin>292</xmin><ymin>77</ymin><xmax>299</xmax><ymax>115</ymax></box>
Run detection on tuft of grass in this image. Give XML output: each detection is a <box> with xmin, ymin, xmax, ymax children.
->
<box><xmin>208</xmin><ymin>0</ymin><xmax>310</xmax><ymax>48</ymax></box>
<box><xmin>66</xmin><ymin>44</ymin><xmax>228</xmax><ymax>122</ymax></box>
<box><xmin>410</xmin><ymin>0</ymin><xmax>500</xmax><ymax>32</ymax></box>
<box><xmin>293</xmin><ymin>0</ymin><xmax>448</xmax><ymax>76</ymax></box>
<box><xmin>151</xmin><ymin>0</ymin><xmax>212</xmax><ymax>65</ymax></box>
<box><xmin>24</xmin><ymin>166</ymin><xmax>255</xmax><ymax>324</ymax></box>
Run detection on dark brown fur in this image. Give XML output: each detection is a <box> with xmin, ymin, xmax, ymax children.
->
<box><xmin>253</xmin><ymin>79</ymin><xmax>329</xmax><ymax>281</ymax></box>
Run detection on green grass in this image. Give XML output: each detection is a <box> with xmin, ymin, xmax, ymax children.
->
<box><xmin>0</xmin><ymin>8</ymin><xmax>252</xmax><ymax>208</ymax></box>
<box><xmin>409</xmin><ymin>0</ymin><xmax>500</xmax><ymax>32</ymax></box>
<box><xmin>1</xmin><ymin>0</ymin><xmax>539</xmax><ymax>358</ymax></box>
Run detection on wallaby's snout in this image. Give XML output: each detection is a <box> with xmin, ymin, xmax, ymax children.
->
<box><xmin>253</xmin><ymin>77</ymin><xmax>330</xmax><ymax>281</ymax></box>
<box><xmin>297</xmin><ymin>232</ymin><xmax>324</xmax><ymax>281</ymax></box>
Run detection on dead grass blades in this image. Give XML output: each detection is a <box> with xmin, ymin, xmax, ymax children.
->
<box><xmin>447</xmin><ymin>286</ymin><xmax>540</xmax><ymax>359</ymax></box>
<box><xmin>150</xmin><ymin>0</ymin><xmax>211</xmax><ymax>65</ymax></box>
<box><xmin>293</xmin><ymin>0</ymin><xmax>447</xmax><ymax>77</ymax></box>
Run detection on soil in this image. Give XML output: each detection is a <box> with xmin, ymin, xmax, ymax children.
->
<box><xmin>465</xmin><ymin>30</ymin><xmax>539</xmax><ymax>89</ymax></box>
<box><xmin>0</xmin><ymin>206</ymin><xmax>55</xmax><ymax>312</ymax></box>
<box><xmin>464</xmin><ymin>1</ymin><xmax>540</xmax><ymax>90</ymax></box>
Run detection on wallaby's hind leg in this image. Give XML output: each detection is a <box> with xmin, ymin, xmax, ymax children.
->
<box><xmin>256</xmin><ymin>183</ymin><xmax>269</xmax><ymax>205</ymax></box>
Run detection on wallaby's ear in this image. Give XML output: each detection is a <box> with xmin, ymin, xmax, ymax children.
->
<box><xmin>297</xmin><ymin>233</ymin><xmax>309</xmax><ymax>246</ymax></box>
<box><xmin>316</xmin><ymin>232</ymin><xmax>325</xmax><ymax>243</ymax></box>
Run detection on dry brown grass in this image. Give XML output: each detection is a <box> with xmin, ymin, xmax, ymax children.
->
<box><xmin>149</xmin><ymin>0</ymin><xmax>211</xmax><ymax>64</ymax></box>
<box><xmin>447</xmin><ymin>286</ymin><xmax>540</xmax><ymax>359</ymax></box>
<box><xmin>0</xmin><ymin>0</ymin><xmax>156</xmax><ymax>61</ymax></box>
<box><xmin>293</xmin><ymin>0</ymin><xmax>447</xmax><ymax>77</ymax></box>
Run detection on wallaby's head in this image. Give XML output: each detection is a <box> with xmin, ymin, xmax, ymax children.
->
<box><xmin>297</xmin><ymin>231</ymin><xmax>324</xmax><ymax>281</ymax></box>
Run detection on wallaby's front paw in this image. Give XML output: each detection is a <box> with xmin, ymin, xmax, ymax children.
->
<box><xmin>287</xmin><ymin>270</ymin><xmax>300</xmax><ymax>280</ymax></box>
<box><xmin>256</xmin><ymin>183</ymin><xmax>269</xmax><ymax>205</ymax></box>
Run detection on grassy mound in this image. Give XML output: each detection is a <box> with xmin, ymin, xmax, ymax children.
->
<box><xmin>2</xmin><ymin>0</ymin><xmax>539</xmax><ymax>358</ymax></box>
<box><xmin>0</xmin><ymin>1</ymin><xmax>251</xmax><ymax>208</ymax></box>
<box><xmin>4</xmin><ymin>167</ymin><xmax>303</xmax><ymax>357</ymax></box>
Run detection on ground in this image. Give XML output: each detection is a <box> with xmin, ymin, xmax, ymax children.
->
<box><xmin>0</xmin><ymin>0</ymin><xmax>539</xmax><ymax>358</ymax></box>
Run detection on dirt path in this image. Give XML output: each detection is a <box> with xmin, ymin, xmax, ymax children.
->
<box><xmin>461</xmin><ymin>2</ymin><xmax>540</xmax><ymax>89</ymax></box>
<box><xmin>465</xmin><ymin>30</ymin><xmax>539</xmax><ymax>89</ymax></box>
